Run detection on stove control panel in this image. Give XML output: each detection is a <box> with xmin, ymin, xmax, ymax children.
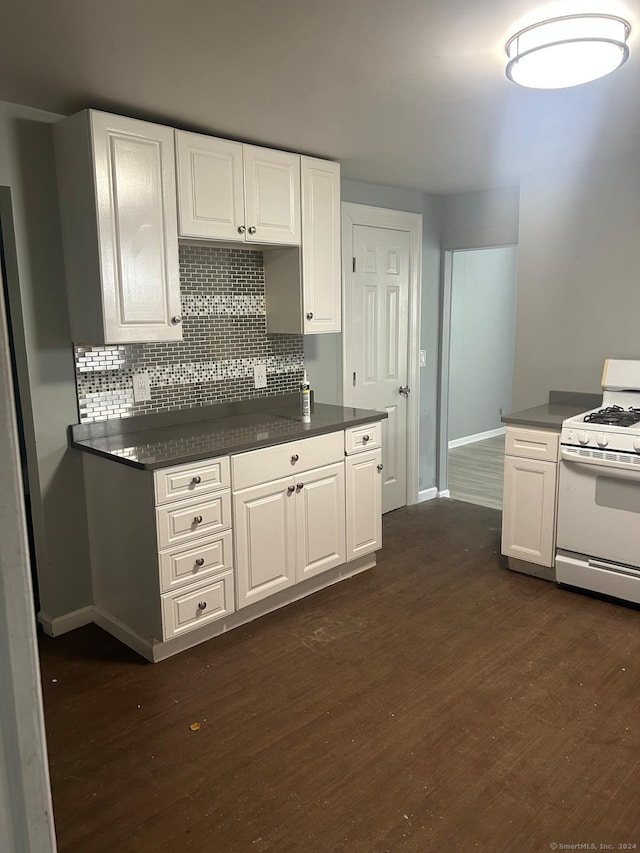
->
<box><xmin>561</xmin><ymin>427</ymin><xmax>640</xmax><ymax>454</ymax></box>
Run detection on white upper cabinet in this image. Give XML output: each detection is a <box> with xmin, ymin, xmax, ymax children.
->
<box><xmin>301</xmin><ymin>157</ymin><xmax>341</xmax><ymax>333</ymax></box>
<box><xmin>55</xmin><ymin>110</ymin><xmax>182</xmax><ymax>345</ymax></box>
<box><xmin>175</xmin><ymin>131</ymin><xmax>300</xmax><ymax>245</ymax></box>
<box><xmin>264</xmin><ymin>156</ymin><xmax>341</xmax><ymax>335</ymax></box>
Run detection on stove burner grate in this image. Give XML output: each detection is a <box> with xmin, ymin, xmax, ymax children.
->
<box><xmin>583</xmin><ymin>406</ymin><xmax>640</xmax><ymax>427</ymax></box>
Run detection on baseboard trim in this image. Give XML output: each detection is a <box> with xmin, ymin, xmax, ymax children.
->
<box><xmin>448</xmin><ymin>426</ymin><xmax>505</xmax><ymax>450</ymax></box>
<box><xmin>438</xmin><ymin>489</ymin><xmax>451</xmax><ymax>498</ymax></box>
<box><xmin>418</xmin><ymin>487</ymin><xmax>438</xmax><ymax>503</ymax></box>
<box><xmin>92</xmin><ymin>608</ymin><xmax>154</xmax><ymax>661</ymax></box>
<box><xmin>38</xmin><ymin>606</ymin><xmax>94</xmax><ymax>638</ymax></box>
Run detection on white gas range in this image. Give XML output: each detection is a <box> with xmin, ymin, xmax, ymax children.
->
<box><xmin>556</xmin><ymin>359</ymin><xmax>640</xmax><ymax>604</ymax></box>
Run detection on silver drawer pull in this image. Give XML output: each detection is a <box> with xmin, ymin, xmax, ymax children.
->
<box><xmin>291</xmin><ymin>454</ymin><xmax>299</xmax><ymax>463</ymax></box>
<box><xmin>296</xmin><ymin>482</ymin><xmax>304</xmax><ymax>491</ymax></box>
<box><xmin>191</xmin><ymin>475</ymin><xmax>202</xmax><ymax>485</ymax></box>
<box><xmin>377</xmin><ymin>463</ymin><xmax>384</xmax><ymax>472</ymax></box>
<box><xmin>194</xmin><ymin>515</ymin><xmax>203</xmax><ymax>525</ymax></box>
<box><xmin>195</xmin><ymin>557</ymin><xmax>205</xmax><ymax>567</ymax></box>
<box><xmin>287</xmin><ymin>485</ymin><xmax>296</xmax><ymax>494</ymax></box>
<box><xmin>197</xmin><ymin>601</ymin><xmax>207</xmax><ymax>611</ymax></box>
<box><xmin>362</xmin><ymin>434</ymin><xmax>370</xmax><ymax>443</ymax></box>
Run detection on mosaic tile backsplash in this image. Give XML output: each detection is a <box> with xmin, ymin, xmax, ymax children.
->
<box><xmin>75</xmin><ymin>245</ymin><xmax>305</xmax><ymax>423</ymax></box>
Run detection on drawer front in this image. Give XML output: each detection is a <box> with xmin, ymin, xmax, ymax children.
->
<box><xmin>158</xmin><ymin>530</ymin><xmax>233</xmax><ymax>594</ymax></box>
<box><xmin>161</xmin><ymin>571</ymin><xmax>235</xmax><ymax>639</ymax></box>
<box><xmin>154</xmin><ymin>457</ymin><xmax>230</xmax><ymax>505</ymax></box>
<box><xmin>156</xmin><ymin>491</ymin><xmax>231</xmax><ymax>549</ymax></box>
<box><xmin>505</xmin><ymin>427</ymin><xmax>559</xmax><ymax>462</ymax></box>
<box><xmin>232</xmin><ymin>431</ymin><xmax>344</xmax><ymax>491</ymax></box>
<box><xmin>344</xmin><ymin>422</ymin><xmax>382</xmax><ymax>455</ymax></box>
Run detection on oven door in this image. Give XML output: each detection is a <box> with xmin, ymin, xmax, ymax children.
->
<box><xmin>557</xmin><ymin>447</ymin><xmax>640</xmax><ymax>568</ymax></box>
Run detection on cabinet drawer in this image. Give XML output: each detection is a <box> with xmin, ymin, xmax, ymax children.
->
<box><xmin>158</xmin><ymin>530</ymin><xmax>233</xmax><ymax>594</ymax></box>
<box><xmin>156</xmin><ymin>491</ymin><xmax>231</xmax><ymax>549</ymax></box>
<box><xmin>344</xmin><ymin>422</ymin><xmax>382</xmax><ymax>455</ymax></box>
<box><xmin>505</xmin><ymin>427</ymin><xmax>559</xmax><ymax>462</ymax></box>
<box><xmin>154</xmin><ymin>457</ymin><xmax>230</xmax><ymax>505</ymax></box>
<box><xmin>232</xmin><ymin>431</ymin><xmax>344</xmax><ymax>491</ymax></box>
<box><xmin>161</xmin><ymin>571</ymin><xmax>235</xmax><ymax>639</ymax></box>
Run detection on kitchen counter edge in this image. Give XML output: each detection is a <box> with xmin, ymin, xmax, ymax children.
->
<box><xmin>501</xmin><ymin>391</ymin><xmax>602</xmax><ymax>431</ymax></box>
<box><xmin>70</xmin><ymin>403</ymin><xmax>388</xmax><ymax>471</ymax></box>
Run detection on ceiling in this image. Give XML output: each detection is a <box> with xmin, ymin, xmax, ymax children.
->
<box><xmin>2</xmin><ymin>0</ymin><xmax>639</xmax><ymax>194</ymax></box>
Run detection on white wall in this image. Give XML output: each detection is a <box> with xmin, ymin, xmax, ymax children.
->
<box><xmin>0</xmin><ymin>101</ymin><xmax>91</xmax><ymax>620</ymax></box>
<box><xmin>305</xmin><ymin>179</ymin><xmax>442</xmax><ymax>492</ymax></box>
<box><xmin>512</xmin><ymin>151</ymin><xmax>640</xmax><ymax>411</ymax></box>
<box><xmin>442</xmin><ymin>187</ymin><xmax>520</xmax><ymax>251</ymax></box>
<box><xmin>448</xmin><ymin>247</ymin><xmax>517</xmax><ymax>442</ymax></box>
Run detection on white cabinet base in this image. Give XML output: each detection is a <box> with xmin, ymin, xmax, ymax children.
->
<box><xmin>93</xmin><ymin>552</ymin><xmax>376</xmax><ymax>662</ymax></box>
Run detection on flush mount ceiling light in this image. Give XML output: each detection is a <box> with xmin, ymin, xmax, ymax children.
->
<box><xmin>505</xmin><ymin>13</ymin><xmax>631</xmax><ymax>88</ymax></box>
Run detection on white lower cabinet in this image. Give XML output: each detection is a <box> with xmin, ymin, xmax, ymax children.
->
<box><xmin>233</xmin><ymin>459</ymin><xmax>346</xmax><ymax>609</ymax></box>
<box><xmin>501</xmin><ymin>426</ymin><xmax>560</xmax><ymax>568</ymax></box>
<box><xmin>344</xmin><ymin>424</ymin><xmax>383</xmax><ymax>561</ymax></box>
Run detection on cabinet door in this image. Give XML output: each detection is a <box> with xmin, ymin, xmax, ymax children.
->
<box><xmin>234</xmin><ymin>478</ymin><xmax>297</xmax><ymax>608</ymax></box>
<box><xmin>296</xmin><ymin>463</ymin><xmax>346</xmax><ymax>581</ymax></box>
<box><xmin>345</xmin><ymin>450</ymin><xmax>382</xmax><ymax>561</ymax></box>
<box><xmin>90</xmin><ymin>111</ymin><xmax>182</xmax><ymax>343</ymax></box>
<box><xmin>175</xmin><ymin>131</ymin><xmax>245</xmax><ymax>241</ymax></box>
<box><xmin>243</xmin><ymin>146</ymin><xmax>301</xmax><ymax>245</ymax></box>
<box><xmin>502</xmin><ymin>456</ymin><xmax>557</xmax><ymax>567</ymax></box>
<box><xmin>301</xmin><ymin>157</ymin><xmax>341</xmax><ymax>333</ymax></box>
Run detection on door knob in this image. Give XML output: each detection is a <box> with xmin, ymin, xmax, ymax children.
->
<box><xmin>399</xmin><ymin>385</ymin><xmax>410</xmax><ymax>396</ymax></box>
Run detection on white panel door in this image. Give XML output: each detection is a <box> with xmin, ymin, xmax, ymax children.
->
<box><xmin>345</xmin><ymin>450</ymin><xmax>383</xmax><ymax>560</ymax></box>
<box><xmin>346</xmin><ymin>225</ymin><xmax>410</xmax><ymax>513</ymax></box>
<box><xmin>175</xmin><ymin>131</ymin><xmax>245</xmax><ymax>241</ymax></box>
<box><xmin>502</xmin><ymin>456</ymin><xmax>558</xmax><ymax>567</ymax></box>
<box><xmin>234</xmin><ymin>479</ymin><xmax>297</xmax><ymax>608</ymax></box>
<box><xmin>296</xmin><ymin>463</ymin><xmax>346</xmax><ymax>581</ymax></box>
<box><xmin>90</xmin><ymin>111</ymin><xmax>182</xmax><ymax>343</ymax></box>
<box><xmin>301</xmin><ymin>157</ymin><xmax>341</xmax><ymax>333</ymax></box>
<box><xmin>243</xmin><ymin>145</ymin><xmax>301</xmax><ymax>245</ymax></box>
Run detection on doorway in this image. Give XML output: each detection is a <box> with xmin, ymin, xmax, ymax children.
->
<box><xmin>440</xmin><ymin>246</ymin><xmax>518</xmax><ymax>510</ymax></box>
<box><xmin>341</xmin><ymin>203</ymin><xmax>422</xmax><ymax>513</ymax></box>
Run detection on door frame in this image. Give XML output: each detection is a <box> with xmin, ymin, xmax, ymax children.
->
<box><xmin>341</xmin><ymin>202</ymin><xmax>422</xmax><ymax>507</ymax></box>
<box><xmin>437</xmin><ymin>244</ymin><xmax>517</xmax><ymax>495</ymax></box>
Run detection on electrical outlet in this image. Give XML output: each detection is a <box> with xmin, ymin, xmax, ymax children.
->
<box><xmin>132</xmin><ymin>372</ymin><xmax>151</xmax><ymax>402</ymax></box>
<box><xmin>254</xmin><ymin>364</ymin><xmax>267</xmax><ymax>389</ymax></box>
<box><xmin>419</xmin><ymin>350</ymin><xmax>427</xmax><ymax>367</ymax></box>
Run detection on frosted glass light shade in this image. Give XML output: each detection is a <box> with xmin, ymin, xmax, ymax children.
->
<box><xmin>506</xmin><ymin>14</ymin><xmax>631</xmax><ymax>88</ymax></box>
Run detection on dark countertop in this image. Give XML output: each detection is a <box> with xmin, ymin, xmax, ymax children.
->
<box><xmin>501</xmin><ymin>390</ymin><xmax>602</xmax><ymax>430</ymax></box>
<box><xmin>70</xmin><ymin>398</ymin><xmax>387</xmax><ymax>470</ymax></box>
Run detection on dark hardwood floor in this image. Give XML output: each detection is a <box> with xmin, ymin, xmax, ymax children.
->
<box><xmin>39</xmin><ymin>500</ymin><xmax>640</xmax><ymax>853</ymax></box>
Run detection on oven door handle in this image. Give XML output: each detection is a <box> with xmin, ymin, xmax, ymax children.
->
<box><xmin>561</xmin><ymin>447</ymin><xmax>640</xmax><ymax>482</ymax></box>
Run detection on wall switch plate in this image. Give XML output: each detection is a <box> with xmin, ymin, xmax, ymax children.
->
<box><xmin>132</xmin><ymin>372</ymin><xmax>151</xmax><ymax>402</ymax></box>
<box><xmin>419</xmin><ymin>350</ymin><xmax>427</xmax><ymax>367</ymax></box>
<box><xmin>254</xmin><ymin>364</ymin><xmax>267</xmax><ymax>389</ymax></box>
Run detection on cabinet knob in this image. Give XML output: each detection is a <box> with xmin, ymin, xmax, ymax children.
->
<box><xmin>194</xmin><ymin>515</ymin><xmax>203</xmax><ymax>525</ymax></box>
<box><xmin>171</xmin><ymin>315</ymin><xmax>182</xmax><ymax>325</ymax></box>
<box><xmin>195</xmin><ymin>557</ymin><xmax>205</xmax><ymax>567</ymax></box>
<box><xmin>197</xmin><ymin>601</ymin><xmax>207</xmax><ymax>611</ymax></box>
<box><xmin>248</xmin><ymin>226</ymin><xmax>257</xmax><ymax>235</ymax></box>
<box><xmin>362</xmin><ymin>434</ymin><xmax>370</xmax><ymax>443</ymax></box>
<box><xmin>237</xmin><ymin>225</ymin><xmax>246</xmax><ymax>234</ymax></box>
<box><xmin>287</xmin><ymin>485</ymin><xmax>296</xmax><ymax>495</ymax></box>
<box><xmin>306</xmin><ymin>312</ymin><xmax>313</xmax><ymax>320</ymax></box>
<box><xmin>291</xmin><ymin>454</ymin><xmax>299</xmax><ymax>464</ymax></box>
<box><xmin>191</xmin><ymin>475</ymin><xmax>202</xmax><ymax>485</ymax></box>
<box><xmin>296</xmin><ymin>482</ymin><xmax>304</xmax><ymax>491</ymax></box>
<box><xmin>377</xmin><ymin>463</ymin><xmax>384</xmax><ymax>472</ymax></box>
